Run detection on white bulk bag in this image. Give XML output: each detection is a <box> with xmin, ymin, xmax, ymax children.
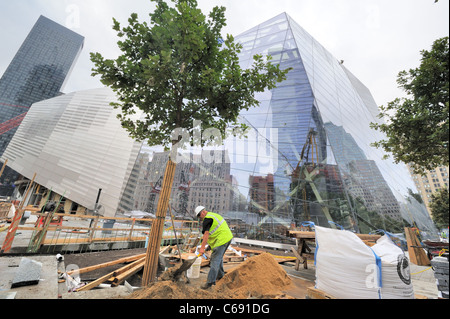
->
<box><xmin>315</xmin><ymin>226</ymin><xmax>382</xmax><ymax>299</ymax></box>
<box><xmin>371</xmin><ymin>235</ymin><xmax>414</xmax><ymax>299</ymax></box>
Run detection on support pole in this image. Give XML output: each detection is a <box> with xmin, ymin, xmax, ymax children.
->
<box><xmin>141</xmin><ymin>159</ymin><xmax>177</xmax><ymax>286</ymax></box>
<box><xmin>0</xmin><ymin>159</ymin><xmax>8</xmax><ymax>178</ymax></box>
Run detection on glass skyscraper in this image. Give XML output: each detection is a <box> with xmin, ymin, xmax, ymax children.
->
<box><xmin>0</xmin><ymin>15</ymin><xmax>84</xmax><ymax>195</ymax></box>
<box><xmin>119</xmin><ymin>13</ymin><xmax>436</xmax><ymax>239</ymax></box>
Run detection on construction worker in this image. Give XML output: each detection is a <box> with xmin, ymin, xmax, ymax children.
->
<box><xmin>195</xmin><ymin>206</ymin><xmax>233</xmax><ymax>289</ymax></box>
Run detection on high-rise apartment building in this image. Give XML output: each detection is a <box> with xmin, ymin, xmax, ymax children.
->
<box><xmin>409</xmin><ymin>165</ymin><xmax>449</xmax><ymax>215</ymax></box>
<box><xmin>0</xmin><ymin>15</ymin><xmax>84</xmax><ymax>194</ymax></box>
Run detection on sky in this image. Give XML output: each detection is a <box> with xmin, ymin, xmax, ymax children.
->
<box><xmin>0</xmin><ymin>0</ymin><xmax>448</xmax><ymax>108</ymax></box>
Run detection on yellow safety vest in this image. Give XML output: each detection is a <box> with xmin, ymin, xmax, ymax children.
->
<box><xmin>204</xmin><ymin>212</ymin><xmax>233</xmax><ymax>249</ymax></box>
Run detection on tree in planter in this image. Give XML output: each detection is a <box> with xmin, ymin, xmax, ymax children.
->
<box><xmin>90</xmin><ymin>0</ymin><xmax>290</xmax><ymax>285</ymax></box>
<box><xmin>370</xmin><ymin>37</ymin><xmax>449</xmax><ymax>175</ymax></box>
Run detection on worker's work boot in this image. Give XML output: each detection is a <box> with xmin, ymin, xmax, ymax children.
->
<box><xmin>201</xmin><ymin>282</ymin><xmax>214</xmax><ymax>290</ymax></box>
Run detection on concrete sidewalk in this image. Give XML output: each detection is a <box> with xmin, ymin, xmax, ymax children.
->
<box><xmin>410</xmin><ymin>262</ymin><xmax>439</xmax><ymax>299</ymax></box>
<box><xmin>0</xmin><ymin>255</ymin><xmax>59</xmax><ymax>299</ymax></box>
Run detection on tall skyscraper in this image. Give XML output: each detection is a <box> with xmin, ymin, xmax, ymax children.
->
<box><xmin>124</xmin><ymin>12</ymin><xmax>437</xmax><ymax>237</ymax></box>
<box><xmin>0</xmin><ymin>15</ymin><xmax>84</xmax><ymax>194</ymax></box>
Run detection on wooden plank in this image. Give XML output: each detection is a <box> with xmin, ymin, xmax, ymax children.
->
<box><xmin>289</xmin><ymin>230</ymin><xmax>381</xmax><ymax>242</ymax></box>
<box><xmin>43</xmin><ymin>236</ymin><xmax>149</xmax><ymax>245</ymax></box>
<box><xmin>273</xmin><ymin>256</ymin><xmax>296</xmax><ymax>264</ymax></box>
<box><xmin>75</xmin><ymin>271</ymin><xmax>115</xmax><ymax>292</ymax></box>
<box><xmin>291</xmin><ymin>246</ymin><xmax>305</xmax><ymax>270</ymax></box>
<box><xmin>111</xmin><ymin>260</ymin><xmax>145</xmax><ymax>287</ymax></box>
<box><xmin>404</xmin><ymin>227</ymin><xmax>430</xmax><ymax>266</ymax></box>
<box><xmin>76</xmin><ymin>257</ymin><xmax>145</xmax><ymax>291</ymax></box>
<box><xmin>67</xmin><ymin>253</ymin><xmax>147</xmax><ymax>275</ymax></box>
<box><xmin>306</xmin><ymin>287</ymin><xmax>336</xmax><ymax>299</ymax></box>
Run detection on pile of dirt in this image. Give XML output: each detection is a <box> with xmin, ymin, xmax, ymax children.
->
<box><xmin>216</xmin><ymin>252</ymin><xmax>293</xmax><ymax>298</ymax></box>
<box><xmin>129</xmin><ymin>253</ymin><xmax>293</xmax><ymax>299</ymax></box>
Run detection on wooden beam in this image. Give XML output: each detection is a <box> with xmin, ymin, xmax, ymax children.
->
<box><xmin>67</xmin><ymin>253</ymin><xmax>147</xmax><ymax>275</ymax></box>
<box><xmin>404</xmin><ymin>227</ymin><xmax>430</xmax><ymax>266</ymax></box>
<box><xmin>75</xmin><ymin>271</ymin><xmax>115</xmax><ymax>292</ymax></box>
<box><xmin>291</xmin><ymin>246</ymin><xmax>305</xmax><ymax>270</ymax></box>
<box><xmin>110</xmin><ymin>259</ymin><xmax>145</xmax><ymax>287</ymax></box>
<box><xmin>76</xmin><ymin>257</ymin><xmax>145</xmax><ymax>291</ymax></box>
<box><xmin>289</xmin><ymin>230</ymin><xmax>381</xmax><ymax>242</ymax></box>
<box><xmin>306</xmin><ymin>287</ymin><xmax>336</xmax><ymax>299</ymax></box>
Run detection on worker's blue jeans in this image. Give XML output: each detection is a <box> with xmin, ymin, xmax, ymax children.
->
<box><xmin>207</xmin><ymin>240</ymin><xmax>231</xmax><ymax>285</ymax></box>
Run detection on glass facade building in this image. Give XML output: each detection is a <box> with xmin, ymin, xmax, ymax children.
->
<box><xmin>0</xmin><ymin>15</ymin><xmax>84</xmax><ymax>194</ymax></box>
<box><xmin>117</xmin><ymin>13</ymin><xmax>437</xmax><ymax>239</ymax></box>
<box><xmin>2</xmin><ymin>13</ymin><xmax>437</xmax><ymax>240</ymax></box>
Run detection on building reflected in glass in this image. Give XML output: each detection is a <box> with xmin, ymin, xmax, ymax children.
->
<box><xmin>118</xmin><ymin>13</ymin><xmax>437</xmax><ymax>240</ymax></box>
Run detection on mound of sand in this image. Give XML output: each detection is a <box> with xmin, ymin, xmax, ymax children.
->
<box><xmin>216</xmin><ymin>252</ymin><xmax>292</xmax><ymax>298</ymax></box>
<box><xmin>129</xmin><ymin>253</ymin><xmax>293</xmax><ymax>299</ymax></box>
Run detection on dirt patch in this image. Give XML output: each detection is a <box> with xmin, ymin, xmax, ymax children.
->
<box><xmin>129</xmin><ymin>253</ymin><xmax>293</xmax><ymax>299</ymax></box>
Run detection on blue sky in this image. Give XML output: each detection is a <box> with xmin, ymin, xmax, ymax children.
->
<box><xmin>0</xmin><ymin>0</ymin><xmax>448</xmax><ymax>107</ymax></box>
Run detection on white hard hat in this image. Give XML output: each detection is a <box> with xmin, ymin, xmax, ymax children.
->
<box><xmin>195</xmin><ymin>206</ymin><xmax>206</xmax><ymax>217</ymax></box>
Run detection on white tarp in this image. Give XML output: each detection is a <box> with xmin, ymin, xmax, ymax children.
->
<box><xmin>314</xmin><ymin>226</ymin><xmax>414</xmax><ymax>299</ymax></box>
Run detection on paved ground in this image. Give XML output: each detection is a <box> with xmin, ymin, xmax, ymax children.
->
<box><xmin>410</xmin><ymin>261</ymin><xmax>440</xmax><ymax>298</ymax></box>
<box><xmin>0</xmin><ymin>254</ymin><xmax>59</xmax><ymax>299</ymax></box>
<box><xmin>0</xmin><ymin>248</ymin><xmax>442</xmax><ymax>299</ymax></box>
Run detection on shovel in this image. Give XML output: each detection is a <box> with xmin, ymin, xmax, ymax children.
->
<box><xmin>171</xmin><ymin>253</ymin><xmax>205</xmax><ymax>281</ymax></box>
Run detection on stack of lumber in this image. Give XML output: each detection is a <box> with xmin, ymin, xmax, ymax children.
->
<box><xmin>0</xmin><ymin>202</ymin><xmax>12</xmax><ymax>219</ymax></box>
<box><xmin>173</xmin><ymin>246</ymin><xmax>246</xmax><ymax>266</ymax></box>
<box><xmin>65</xmin><ymin>253</ymin><xmax>146</xmax><ymax>291</ymax></box>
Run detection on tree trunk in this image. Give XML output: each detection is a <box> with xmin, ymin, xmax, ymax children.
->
<box><xmin>141</xmin><ymin>158</ymin><xmax>177</xmax><ymax>286</ymax></box>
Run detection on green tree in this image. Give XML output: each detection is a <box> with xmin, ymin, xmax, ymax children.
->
<box><xmin>90</xmin><ymin>0</ymin><xmax>290</xmax><ymax>285</ymax></box>
<box><xmin>429</xmin><ymin>188</ymin><xmax>449</xmax><ymax>228</ymax></box>
<box><xmin>370</xmin><ymin>37</ymin><xmax>449</xmax><ymax>174</ymax></box>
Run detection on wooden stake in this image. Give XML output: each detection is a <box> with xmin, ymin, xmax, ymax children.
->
<box><xmin>0</xmin><ymin>159</ymin><xmax>8</xmax><ymax>178</ymax></box>
<box><xmin>141</xmin><ymin>159</ymin><xmax>177</xmax><ymax>286</ymax></box>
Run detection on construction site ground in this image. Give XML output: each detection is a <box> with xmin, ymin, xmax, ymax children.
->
<box><xmin>0</xmin><ymin>244</ymin><xmax>440</xmax><ymax>300</ymax></box>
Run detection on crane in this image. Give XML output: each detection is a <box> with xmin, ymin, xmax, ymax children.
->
<box><xmin>290</xmin><ymin>128</ymin><xmax>336</xmax><ymax>228</ymax></box>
